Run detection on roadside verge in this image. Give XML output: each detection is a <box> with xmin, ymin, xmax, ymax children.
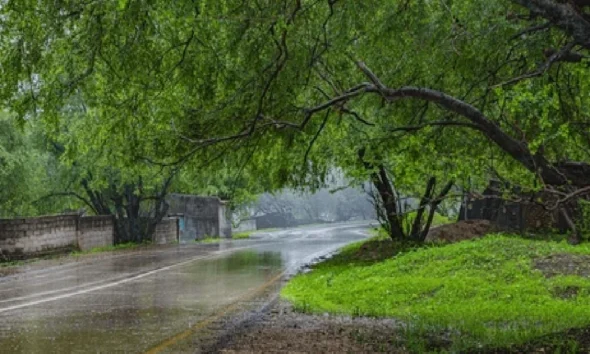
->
<box><xmin>224</xmin><ymin>228</ymin><xmax>590</xmax><ymax>352</ymax></box>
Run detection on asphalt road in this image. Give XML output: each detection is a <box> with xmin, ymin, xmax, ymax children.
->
<box><xmin>0</xmin><ymin>222</ymin><xmax>372</xmax><ymax>353</ymax></box>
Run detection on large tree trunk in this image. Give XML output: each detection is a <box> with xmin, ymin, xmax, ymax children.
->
<box><xmin>410</xmin><ymin>177</ymin><xmax>436</xmax><ymax>241</ymax></box>
<box><xmin>371</xmin><ymin>166</ymin><xmax>406</xmax><ymax>241</ymax></box>
<box><xmin>358</xmin><ymin>148</ymin><xmax>406</xmax><ymax>241</ymax></box>
<box><xmin>417</xmin><ymin>180</ymin><xmax>454</xmax><ymax>242</ymax></box>
<box><xmin>144</xmin><ymin>175</ymin><xmax>174</xmax><ymax>241</ymax></box>
<box><xmin>124</xmin><ymin>184</ymin><xmax>142</xmax><ymax>243</ymax></box>
<box><xmin>81</xmin><ymin>174</ymin><xmax>175</xmax><ymax>244</ymax></box>
<box><xmin>407</xmin><ymin>178</ymin><xmax>454</xmax><ymax>243</ymax></box>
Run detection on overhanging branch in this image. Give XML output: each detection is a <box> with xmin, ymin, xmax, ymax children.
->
<box><xmin>492</xmin><ymin>42</ymin><xmax>576</xmax><ymax>88</ymax></box>
<box><xmin>511</xmin><ymin>0</ymin><xmax>590</xmax><ymax>48</ymax></box>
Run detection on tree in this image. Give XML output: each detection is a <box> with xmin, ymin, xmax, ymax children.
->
<box><xmin>250</xmin><ymin>184</ymin><xmax>374</xmax><ymax>226</ymax></box>
<box><xmin>39</xmin><ymin>136</ymin><xmax>179</xmax><ymax>243</ymax></box>
<box><xmin>0</xmin><ymin>112</ymin><xmax>67</xmax><ymax>217</ymax></box>
<box><xmin>2</xmin><ymin>1</ymin><xmax>590</xmax><ymax>241</ymax></box>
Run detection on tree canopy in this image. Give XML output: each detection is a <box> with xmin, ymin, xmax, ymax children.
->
<box><xmin>1</xmin><ymin>0</ymin><xmax>590</xmax><ymax>240</ymax></box>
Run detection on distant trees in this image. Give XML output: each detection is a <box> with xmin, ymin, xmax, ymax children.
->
<box><xmin>250</xmin><ymin>186</ymin><xmax>375</xmax><ymax>227</ymax></box>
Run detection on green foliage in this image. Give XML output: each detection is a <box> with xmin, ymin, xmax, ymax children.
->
<box><xmin>1</xmin><ymin>0</ymin><xmax>589</xmax><ymax>224</ymax></box>
<box><xmin>195</xmin><ymin>236</ymin><xmax>221</xmax><ymax>244</ymax></box>
<box><xmin>0</xmin><ymin>112</ymin><xmax>71</xmax><ymax>217</ymax></box>
<box><xmin>282</xmin><ymin>235</ymin><xmax>590</xmax><ymax>350</ymax></box>
<box><xmin>0</xmin><ymin>259</ymin><xmax>26</xmax><ymax>267</ymax></box>
<box><xmin>71</xmin><ymin>242</ymin><xmax>148</xmax><ymax>256</ymax></box>
<box><xmin>0</xmin><ymin>1</ymin><xmax>536</xmax><ymax>193</ymax></box>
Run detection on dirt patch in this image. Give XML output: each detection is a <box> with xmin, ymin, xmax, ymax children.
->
<box><xmin>425</xmin><ymin>219</ymin><xmax>494</xmax><ymax>243</ymax></box>
<box><xmin>552</xmin><ymin>285</ymin><xmax>580</xmax><ymax>299</ymax></box>
<box><xmin>534</xmin><ymin>253</ymin><xmax>590</xmax><ymax>278</ymax></box>
<box><xmin>351</xmin><ymin>238</ymin><xmax>406</xmax><ymax>263</ymax></box>
<box><xmin>214</xmin><ymin>297</ymin><xmax>590</xmax><ymax>354</ymax></box>
<box><xmin>217</xmin><ymin>300</ymin><xmax>409</xmax><ymax>353</ymax></box>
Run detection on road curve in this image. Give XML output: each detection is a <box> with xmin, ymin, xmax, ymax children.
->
<box><xmin>0</xmin><ymin>222</ymin><xmax>373</xmax><ymax>353</ymax></box>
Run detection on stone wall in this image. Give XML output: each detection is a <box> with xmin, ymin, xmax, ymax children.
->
<box><xmin>152</xmin><ymin>217</ymin><xmax>179</xmax><ymax>244</ymax></box>
<box><xmin>0</xmin><ymin>214</ymin><xmax>79</xmax><ymax>259</ymax></box>
<box><xmin>77</xmin><ymin>216</ymin><xmax>114</xmax><ymax>251</ymax></box>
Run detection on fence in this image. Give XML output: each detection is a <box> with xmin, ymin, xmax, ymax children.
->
<box><xmin>460</xmin><ymin>196</ymin><xmax>566</xmax><ymax>232</ymax></box>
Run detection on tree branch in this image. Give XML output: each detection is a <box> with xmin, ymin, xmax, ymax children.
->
<box><xmin>511</xmin><ymin>0</ymin><xmax>590</xmax><ymax>48</ymax></box>
<box><xmin>387</xmin><ymin>120</ymin><xmax>483</xmax><ymax>133</ymax></box>
<box><xmin>510</xmin><ymin>21</ymin><xmax>551</xmax><ymax>40</ymax></box>
<box><xmin>34</xmin><ymin>192</ymin><xmax>96</xmax><ymax>214</ymax></box>
<box><xmin>303</xmin><ymin>109</ymin><xmax>330</xmax><ymax>164</ymax></box>
<box><xmin>492</xmin><ymin>42</ymin><xmax>576</xmax><ymax>87</ymax></box>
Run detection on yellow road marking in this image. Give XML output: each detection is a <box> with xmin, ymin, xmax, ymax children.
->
<box><xmin>144</xmin><ymin>270</ymin><xmax>286</xmax><ymax>354</ymax></box>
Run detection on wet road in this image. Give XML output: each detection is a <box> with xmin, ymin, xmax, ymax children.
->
<box><xmin>0</xmin><ymin>222</ymin><xmax>372</xmax><ymax>353</ymax></box>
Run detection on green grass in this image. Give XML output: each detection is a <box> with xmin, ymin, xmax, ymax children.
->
<box><xmin>71</xmin><ymin>242</ymin><xmax>147</xmax><ymax>256</ymax></box>
<box><xmin>0</xmin><ymin>259</ymin><xmax>26</xmax><ymax>267</ymax></box>
<box><xmin>195</xmin><ymin>236</ymin><xmax>221</xmax><ymax>243</ymax></box>
<box><xmin>232</xmin><ymin>231</ymin><xmax>253</xmax><ymax>239</ymax></box>
<box><xmin>281</xmin><ymin>233</ymin><xmax>590</xmax><ymax>351</ymax></box>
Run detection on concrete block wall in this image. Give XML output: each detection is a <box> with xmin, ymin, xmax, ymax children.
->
<box><xmin>0</xmin><ymin>214</ymin><xmax>179</xmax><ymax>260</ymax></box>
<box><xmin>152</xmin><ymin>217</ymin><xmax>179</xmax><ymax>244</ymax></box>
<box><xmin>78</xmin><ymin>216</ymin><xmax>115</xmax><ymax>251</ymax></box>
<box><xmin>0</xmin><ymin>214</ymin><xmax>79</xmax><ymax>259</ymax></box>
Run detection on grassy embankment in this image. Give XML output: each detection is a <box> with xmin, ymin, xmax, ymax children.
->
<box><xmin>282</xmin><ymin>228</ymin><xmax>590</xmax><ymax>351</ymax></box>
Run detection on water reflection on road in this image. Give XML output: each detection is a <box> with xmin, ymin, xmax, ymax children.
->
<box><xmin>0</xmin><ymin>223</ymin><xmax>371</xmax><ymax>353</ymax></box>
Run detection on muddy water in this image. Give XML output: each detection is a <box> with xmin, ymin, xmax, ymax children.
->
<box><xmin>0</xmin><ymin>224</ymin><xmax>370</xmax><ymax>353</ymax></box>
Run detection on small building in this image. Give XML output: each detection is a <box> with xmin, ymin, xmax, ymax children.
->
<box><xmin>167</xmin><ymin>194</ymin><xmax>231</xmax><ymax>242</ymax></box>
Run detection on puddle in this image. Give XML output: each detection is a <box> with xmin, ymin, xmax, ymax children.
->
<box><xmin>0</xmin><ymin>224</ymin><xmax>369</xmax><ymax>353</ymax></box>
<box><xmin>0</xmin><ymin>250</ymin><xmax>283</xmax><ymax>353</ymax></box>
